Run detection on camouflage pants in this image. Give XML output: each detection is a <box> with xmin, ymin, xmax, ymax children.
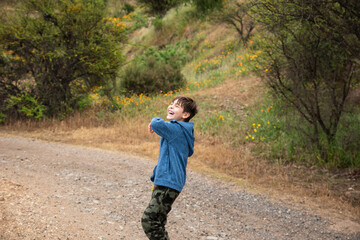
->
<box><xmin>141</xmin><ymin>185</ymin><xmax>180</xmax><ymax>240</ymax></box>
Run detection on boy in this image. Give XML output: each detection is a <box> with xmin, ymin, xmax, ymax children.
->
<box><xmin>141</xmin><ymin>96</ymin><xmax>198</xmax><ymax>240</ymax></box>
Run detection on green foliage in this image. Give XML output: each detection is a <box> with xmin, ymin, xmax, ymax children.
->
<box><xmin>137</xmin><ymin>0</ymin><xmax>181</xmax><ymax>16</ymax></box>
<box><xmin>138</xmin><ymin>41</ymin><xmax>191</xmax><ymax>67</ymax></box>
<box><xmin>120</xmin><ymin>40</ymin><xmax>190</xmax><ymax>95</ymax></box>
<box><xmin>6</xmin><ymin>91</ymin><xmax>46</xmax><ymax>120</ymax></box>
<box><xmin>245</xmin><ymin>104</ymin><xmax>283</xmax><ymax>144</ymax></box>
<box><xmin>0</xmin><ymin>0</ymin><xmax>126</xmax><ymax>118</ymax></box>
<box><xmin>129</xmin><ymin>10</ymin><xmax>149</xmax><ymax>31</ymax></box>
<box><xmin>121</xmin><ymin>42</ymin><xmax>190</xmax><ymax>95</ymax></box>
<box><xmin>182</xmin><ymin>0</ymin><xmax>226</xmax><ymax>16</ymax></box>
<box><xmin>197</xmin><ymin>111</ymin><xmax>225</xmax><ymax>135</ymax></box>
<box><xmin>152</xmin><ymin>16</ymin><xmax>164</xmax><ymax>30</ymax></box>
<box><xmin>121</xmin><ymin>56</ymin><xmax>186</xmax><ymax>95</ymax></box>
<box><xmin>189</xmin><ymin>0</ymin><xmax>224</xmax><ymax>14</ymax></box>
<box><xmin>76</xmin><ymin>94</ymin><xmax>93</xmax><ymax>111</ymax></box>
<box><xmin>327</xmin><ymin>109</ymin><xmax>360</xmax><ymax>168</ymax></box>
<box><xmin>123</xmin><ymin>3</ymin><xmax>135</xmax><ymax>14</ymax></box>
<box><xmin>249</xmin><ymin>0</ymin><xmax>360</xmax><ymax>162</ymax></box>
<box><xmin>246</xmin><ymin>98</ymin><xmax>360</xmax><ymax>168</ymax></box>
<box><xmin>0</xmin><ymin>112</ymin><xmax>6</xmax><ymax>123</ymax></box>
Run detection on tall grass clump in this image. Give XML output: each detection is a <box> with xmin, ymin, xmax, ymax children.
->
<box><xmin>160</xmin><ymin>4</ymin><xmax>200</xmax><ymax>36</ymax></box>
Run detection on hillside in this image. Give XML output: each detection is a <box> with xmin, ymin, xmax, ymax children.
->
<box><xmin>1</xmin><ymin>0</ymin><xmax>359</xmax><ymax>222</ymax></box>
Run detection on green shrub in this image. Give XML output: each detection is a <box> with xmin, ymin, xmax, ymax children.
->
<box><xmin>137</xmin><ymin>0</ymin><xmax>181</xmax><ymax>16</ymax></box>
<box><xmin>121</xmin><ymin>56</ymin><xmax>186</xmax><ymax>95</ymax></box>
<box><xmin>152</xmin><ymin>16</ymin><xmax>164</xmax><ymax>31</ymax></box>
<box><xmin>6</xmin><ymin>91</ymin><xmax>46</xmax><ymax>120</ymax></box>
<box><xmin>76</xmin><ymin>94</ymin><xmax>93</xmax><ymax>111</ymax></box>
<box><xmin>139</xmin><ymin>41</ymin><xmax>190</xmax><ymax>67</ymax></box>
<box><xmin>123</xmin><ymin>3</ymin><xmax>135</xmax><ymax>14</ymax></box>
<box><xmin>0</xmin><ymin>112</ymin><xmax>6</xmax><ymax>123</ymax></box>
<box><xmin>130</xmin><ymin>10</ymin><xmax>149</xmax><ymax>31</ymax></box>
<box><xmin>191</xmin><ymin>0</ymin><xmax>224</xmax><ymax>14</ymax></box>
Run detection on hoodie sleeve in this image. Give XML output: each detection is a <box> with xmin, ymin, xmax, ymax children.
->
<box><xmin>150</xmin><ymin>117</ymin><xmax>176</xmax><ymax>140</ymax></box>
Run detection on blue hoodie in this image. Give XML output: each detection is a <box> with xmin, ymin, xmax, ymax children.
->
<box><xmin>150</xmin><ymin>117</ymin><xmax>195</xmax><ymax>192</ymax></box>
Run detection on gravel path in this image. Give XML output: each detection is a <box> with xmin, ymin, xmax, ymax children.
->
<box><xmin>0</xmin><ymin>136</ymin><xmax>359</xmax><ymax>240</ymax></box>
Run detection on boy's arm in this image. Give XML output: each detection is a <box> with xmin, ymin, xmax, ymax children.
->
<box><xmin>150</xmin><ymin>117</ymin><xmax>175</xmax><ymax>140</ymax></box>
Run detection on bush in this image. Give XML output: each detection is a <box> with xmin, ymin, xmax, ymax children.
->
<box><xmin>137</xmin><ymin>0</ymin><xmax>181</xmax><ymax>16</ymax></box>
<box><xmin>123</xmin><ymin>3</ymin><xmax>135</xmax><ymax>14</ymax></box>
<box><xmin>6</xmin><ymin>91</ymin><xmax>46</xmax><ymax>120</ymax></box>
<box><xmin>139</xmin><ymin>41</ymin><xmax>190</xmax><ymax>67</ymax></box>
<box><xmin>191</xmin><ymin>0</ymin><xmax>224</xmax><ymax>14</ymax></box>
<box><xmin>0</xmin><ymin>112</ymin><xmax>6</xmax><ymax>123</ymax></box>
<box><xmin>152</xmin><ymin>16</ymin><xmax>164</xmax><ymax>31</ymax></box>
<box><xmin>120</xmin><ymin>42</ymin><xmax>189</xmax><ymax>95</ymax></box>
<box><xmin>0</xmin><ymin>0</ymin><xmax>126</xmax><ymax>118</ymax></box>
<box><xmin>121</xmin><ymin>56</ymin><xmax>186</xmax><ymax>95</ymax></box>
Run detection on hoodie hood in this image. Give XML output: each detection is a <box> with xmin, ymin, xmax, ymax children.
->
<box><xmin>173</xmin><ymin>120</ymin><xmax>195</xmax><ymax>157</ymax></box>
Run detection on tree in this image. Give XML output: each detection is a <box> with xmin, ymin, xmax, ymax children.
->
<box><xmin>250</xmin><ymin>0</ymin><xmax>359</xmax><ymax>152</ymax></box>
<box><xmin>216</xmin><ymin>0</ymin><xmax>255</xmax><ymax>44</ymax></box>
<box><xmin>0</xmin><ymin>0</ymin><xmax>126</xmax><ymax>117</ymax></box>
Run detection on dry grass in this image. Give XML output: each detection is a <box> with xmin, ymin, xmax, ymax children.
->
<box><xmin>194</xmin><ymin>74</ymin><xmax>262</xmax><ymax>107</ymax></box>
<box><xmin>1</xmin><ymin>75</ymin><xmax>359</xmax><ymax>222</ymax></box>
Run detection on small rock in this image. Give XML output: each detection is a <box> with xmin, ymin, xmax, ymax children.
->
<box><xmin>345</xmin><ymin>190</ymin><xmax>360</xmax><ymax>201</ymax></box>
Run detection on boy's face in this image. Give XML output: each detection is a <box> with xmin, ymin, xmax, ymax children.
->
<box><xmin>167</xmin><ymin>99</ymin><xmax>190</xmax><ymax>122</ymax></box>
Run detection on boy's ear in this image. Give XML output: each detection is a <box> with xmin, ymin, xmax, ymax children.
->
<box><xmin>182</xmin><ymin>112</ymin><xmax>190</xmax><ymax>119</ymax></box>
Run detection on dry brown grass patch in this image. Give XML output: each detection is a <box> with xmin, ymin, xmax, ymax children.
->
<box><xmin>194</xmin><ymin>75</ymin><xmax>264</xmax><ymax>109</ymax></box>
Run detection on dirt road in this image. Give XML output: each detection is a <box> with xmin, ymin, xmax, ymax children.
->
<box><xmin>0</xmin><ymin>136</ymin><xmax>359</xmax><ymax>240</ymax></box>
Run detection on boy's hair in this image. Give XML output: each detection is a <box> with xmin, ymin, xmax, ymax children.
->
<box><xmin>172</xmin><ymin>96</ymin><xmax>198</xmax><ymax>122</ymax></box>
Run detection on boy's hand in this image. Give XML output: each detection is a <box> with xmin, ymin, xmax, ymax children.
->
<box><xmin>148</xmin><ymin>123</ymin><xmax>154</xmax><ymax>134</ymax></box>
